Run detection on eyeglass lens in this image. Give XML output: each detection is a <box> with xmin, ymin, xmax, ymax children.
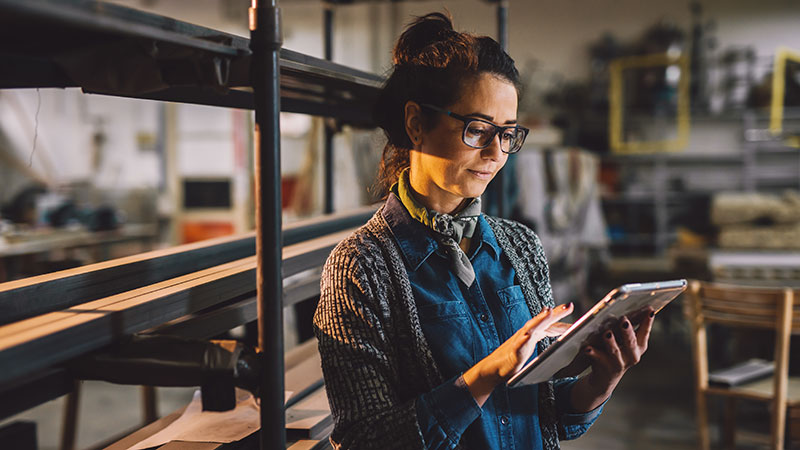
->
<box><xmin>464</xmin><ymin>121</ymin><xmax>525</xmax><ymax>152</ymax></box>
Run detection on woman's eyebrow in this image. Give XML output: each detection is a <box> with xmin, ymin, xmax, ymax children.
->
<box><xmin>466</xmin><ymin>112</ymin><xmax>517</xmax><ymax>125</ymax></box>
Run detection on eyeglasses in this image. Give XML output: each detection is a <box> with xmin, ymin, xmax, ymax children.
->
<box><xmin>420</xmin><ymin>103</ymin><xmax>529</xmax><ymax>154</ymax></box>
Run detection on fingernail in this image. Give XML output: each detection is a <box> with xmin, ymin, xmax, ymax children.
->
<box><xmin>562</xmin><ymin>302</ymin><xmax>572</xmax><ymax>310</ymax></box>
<box><xmin>605</xmin><ymin>332</ymin><xmax>612</xmax><ymax>339</ymax></box>
<box><xmin>622</xmin><ymin>321</ymin><xmax>629</xmax><ymax>329</ymax></box>
<box><xmin>649</xmin><ymin>311</ymin><xmax>655</xmax><ymax>317</ymax></box>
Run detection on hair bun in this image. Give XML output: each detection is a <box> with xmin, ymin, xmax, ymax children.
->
<box><xmin>393</xmin><ymin>12</ymin><xmax>475</xmax><ymax>69</ymax></box>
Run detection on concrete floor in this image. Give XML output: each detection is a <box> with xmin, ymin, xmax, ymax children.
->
<box><xmin>2</xmin><ymin>322</ymin><xmax>789</xmax><ymax>450</ymax></box>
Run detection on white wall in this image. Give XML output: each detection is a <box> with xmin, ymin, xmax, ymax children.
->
<box><xmin>3</xmin><ymin>0</ymin><xmax>798</xmax><ymax>202</ymax></box>
<box><xmin>0</xmin><ymin>89</ymin><xmax>160</xmax><ymax>193</ymax></box>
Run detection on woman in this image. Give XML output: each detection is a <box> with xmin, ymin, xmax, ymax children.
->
<box><xmin>314</xmin><ymin>13</ymin><xmax>652</xmax><ymax>450</ymax></box>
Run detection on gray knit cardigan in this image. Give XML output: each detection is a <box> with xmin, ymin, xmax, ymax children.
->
<box><xmin>314</xmin><ymin>205</ymin><xmax>565</xmax><ymax>450</ymax></box>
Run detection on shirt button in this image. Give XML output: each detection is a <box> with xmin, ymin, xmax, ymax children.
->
<box><xmin>500</xmin><ymin>415</ymin><xmax>510</xmax><ymax>425</ymax></box>
<box><xmin>479</xmin><ymin>313</ymin><xmax>489</xmax><ymax>322</ymax></box>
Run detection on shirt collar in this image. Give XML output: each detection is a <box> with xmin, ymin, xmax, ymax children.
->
<box><xmin>383</xmin><ymin>193</ymin><xmax>501</xmax><ymax>270</ymax></box>
<box><xmin>382</xmin><ymin>192</ymin><xmax>439</xmax><ymax>271</ymax></box>
<box><xmin>474</xmin><ymin>214</ymin><xmax>501</xmax><ymax>261</ymax></box>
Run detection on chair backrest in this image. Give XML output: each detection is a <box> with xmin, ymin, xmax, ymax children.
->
<box><xmin>687</xmin><ymin>280</ymin><xmax>798</xmax><ymax>332</ymax></box>
<box><xmin>685</xmin><ymin>280</ymin><xmax>799</xmax><ymax>449</ymax></box>
<box><xmin>685</xmin><ymin>280</ymin><xmax>797</xmax><ymax>394</ymax></box>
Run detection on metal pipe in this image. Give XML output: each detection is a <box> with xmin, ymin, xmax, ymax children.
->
<box><xmin>495</xmin><ymin>0</ymin><xmax>509</xmax><ymax>218</ymax></box>
<box><xmin>323</xmin><ymin>2</ymin><xmax>335</xmax><ymax>214</ymax></box>
<box><xmin>496</xmin><ymin>0</ymin><xmax>508</xmax><ymax>51</ymax></box>
<box><xmin>249</xmin><ymin>0</ymin><xmax>285</xmax><ymax>449</ymax></box>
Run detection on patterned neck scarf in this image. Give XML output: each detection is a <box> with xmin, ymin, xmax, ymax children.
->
<box><xmin>392</xmin><ymin>168</ymin><xmax>481</xmax><ymax>286</ymax></box>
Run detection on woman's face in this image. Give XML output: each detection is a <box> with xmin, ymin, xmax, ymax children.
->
<box><xmin>406</xmin><ymin>72</ymin><xmax>518</xmax><ymax>214</ymax></box>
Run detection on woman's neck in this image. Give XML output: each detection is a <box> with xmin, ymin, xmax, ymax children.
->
<box><xmin>407</xmin><ymin>173</ymin><xmax>467</xmax><ymax>215</ymax></box>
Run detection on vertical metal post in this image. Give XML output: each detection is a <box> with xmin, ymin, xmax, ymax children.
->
<box><xmin>496</xmin><ymin>0</ymin><xmax>508</xmax><ymax>51</ymax></box>
<box><xmin>249</xmin><ymin>1</ymin><xmax>285</xmax><ymax>449</ymax></box>
<box><xmin>495</xmin><ymin>0</ymin><xmax>509</xmax><ymax>218</ymax></box>
<box><xmin>323</xmin><ymin>2</ymin><xmax>335</xmax><ymax>214</ymax></box>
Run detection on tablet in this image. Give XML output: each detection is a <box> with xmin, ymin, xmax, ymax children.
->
<box><xmin>507</xmin><ymin>279</ymin><xmax>687</xmax><ymax>387</ymax></box>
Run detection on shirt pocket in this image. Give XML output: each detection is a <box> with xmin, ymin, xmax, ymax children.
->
<box><xmin>416</xmin><ymin>301</ymin><xmax>477</xmax><ymax>374</ymax></box>
<box><xmin>496</xmin><ymin>285</ymin><xmax>532</xmax><ymax>331</ymax></box>
<box><xmin>417</xmin><ymin>301</ymin><xmax>469</xmax><ymax>322</ymax></box>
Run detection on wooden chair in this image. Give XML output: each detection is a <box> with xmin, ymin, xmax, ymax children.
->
<box><xmin>685</xmin><ymin>280</ymin><xmax>800</xmax><ymax>450</ymax></box>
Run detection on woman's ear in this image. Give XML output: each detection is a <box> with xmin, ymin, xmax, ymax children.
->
<box><xmin>404</xmin><ymin>101</ymin><xmax>423</xmax><ymax>146</ymax></box>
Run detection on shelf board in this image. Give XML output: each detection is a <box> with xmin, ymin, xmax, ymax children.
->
<box><xmin>0</xmin><ymin>0</ymin><xmax>384</xmax><ymax>125</ymax></box>
<box><xmin>605</xmin><ymin>153</ymin><xmax>744</xmax><ymax>164</ymax></box>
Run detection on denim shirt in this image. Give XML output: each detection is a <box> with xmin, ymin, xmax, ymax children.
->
<box><xmin>383</xmin><ymin>193</ymin><xmax>603</xmax><ymax>449</ymax></box>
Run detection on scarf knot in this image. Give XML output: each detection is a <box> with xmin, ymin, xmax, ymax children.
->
<box><xmin>392</xmin><ymin>169</ymin><xmax>481</xmax><ymax>286</ymax></box>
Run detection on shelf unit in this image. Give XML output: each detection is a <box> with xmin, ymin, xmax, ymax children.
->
<box><xmin>603</xmin><ymin>108</ymin><xmax>800</xmax><ymax>255</ymax></box>
<box><xmin>0</xmin><ymin>1</ymin><xmax>383</xmax><ymax>448</ymax></box>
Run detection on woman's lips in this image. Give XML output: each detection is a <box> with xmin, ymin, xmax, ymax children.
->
<box><xmin>468</xmin><ymin>169</ymin><xmax>493</xmax><ymax>180</ymax></box>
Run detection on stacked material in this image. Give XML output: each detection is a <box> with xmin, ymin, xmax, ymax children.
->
<box><xmin>712</xmin><ymin>191</ymin><xmax>800</xmax><ymax>249</ymax></box>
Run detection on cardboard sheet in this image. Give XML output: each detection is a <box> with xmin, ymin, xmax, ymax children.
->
<box><xmin>128</xmin><ymin>389</ymin><xmax>292</xmax><ymax>450</ymax></box>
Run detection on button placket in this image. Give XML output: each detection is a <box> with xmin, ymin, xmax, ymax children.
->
<box><xmin>466</xmin><ymin>278</ymin><xmax>500</xmax><ymax>347</ymax></box>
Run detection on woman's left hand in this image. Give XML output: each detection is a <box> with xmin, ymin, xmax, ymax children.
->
<box><xmin>574</xmin><ymin>309</ymin><xmax>654</xmax><ymax>408</ymax></box>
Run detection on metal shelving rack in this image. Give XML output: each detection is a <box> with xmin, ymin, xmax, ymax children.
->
<box><xmin>0</xmin><ymin>1</ymin><xmax>383</xmax><ymax>448</ymax></box>
<box><xmin>603</xmin><ymin>108</ymin><xmax>800</xmax><ymax>256</ymax></box>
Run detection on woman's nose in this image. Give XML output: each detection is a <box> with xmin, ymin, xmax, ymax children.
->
<box><xmin>481</xmin><ymin>132</ymin><xmax>504</xmax><ymax>160</ymax></box>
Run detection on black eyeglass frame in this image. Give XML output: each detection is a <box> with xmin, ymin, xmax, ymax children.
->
<box><xmin>420</xmin><ymin>103</ymin><xmax>530</xmax><ymax>154</ymax></box>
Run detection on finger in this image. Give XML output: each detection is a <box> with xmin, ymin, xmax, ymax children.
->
<box><xmin>601</xmin><ymin>329</ymin><xmax>624</xmax><ymax>370</ymax></box>
<box><xmin>635</xmin><ymin>309</ymin><xmax>655</xmax><ymax>349</ymax></box>
<box><xmin>519</xmin><ymin>308</ymin><xmax>553</xmax><ymax>337</ymax></box>
<box><xmin>539</xmin><ymin>303</ymin><xmax>573</xmax><ymax>331</ymax></box>
<box><xmin>617</xmin><ymin>316</ymin><xmax>640</xmax><ymax>365</ymax></box>
<box><xmin>583</xmin><ymin>345</ymin><xmax>613</xmax><ymax>369</ymax></box>
<box><xmin>544</xmin><ymin>321</ymin><xmax>572</xmax><ymax>337</ymax></box>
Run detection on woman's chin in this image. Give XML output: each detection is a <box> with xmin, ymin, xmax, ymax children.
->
<box><xmin>456</xmin><ymin>182</ymin><xmax>489</xmax><ymax>200</ymax></box>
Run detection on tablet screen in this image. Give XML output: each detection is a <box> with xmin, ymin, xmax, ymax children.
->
<box><xmin>507</xmin><ymin>279</ymin><xmax>687</xmax><ymax>387</ymax></box>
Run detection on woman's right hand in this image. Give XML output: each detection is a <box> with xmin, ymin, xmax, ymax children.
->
<box><xmin>463</xmin><ymin>302</ymin><xmax>574</xmax><ymax>406</ymax></box>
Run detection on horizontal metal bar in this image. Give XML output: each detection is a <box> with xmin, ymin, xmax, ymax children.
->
<box><xmin>0</xmin><ymin>0</ymin><xmax>247</xmax><ymax>57</ymax></box>
<box><xmin>0</xmin><ymin>208</ymin><xmax>375</xmax><ymax>326</ymax></box>
<box><xmin>0</xmin><ymin>233</ymin><xmax>256</xmax><ymax>326</ymax></box>
<box><xmin>146</xmin><ymin>272</ymin><xmax>320</xmax><ymax>339</ymax></box>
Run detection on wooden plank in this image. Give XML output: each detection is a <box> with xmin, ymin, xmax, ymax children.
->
<box><xmin>144</xmin><ymin>270</ymin><xmax>320</xmax><ymax>340</ymax></box>
<box><xmin>285</xmin><ymin>388</ymin><xmax>332</xmax><ymax>441</ymax></box>
<box><xmin>0</xmin><ymin>229</ymin><xmax>351</xmax><ymax>385</ymax></box>
<box><xmin>0</xmin><ymin>257</ymin><xmax>255</xmax><ymax>341</ymax></box>
<box><xmin>286</xmin><ymin>440</ymin><xmax>327</xmax><ymax>450</ymax></box>
<box><xmin>0</xmin><ymin>208</ymin><xmax>373</xmax><ymax>326</ymax></box>
<box><xmin>1</xmin><ymin>229</ymin><xmax>346</xmax><ymax>341</ymax></box>
<box><xmin>0</xmin><ymin>258</ymin><xmax>256</xmax><ymax>384</ymax></box>
<box><xmin>0</xmin><ymin>232</ymin><xmax>256</xmax><ymax>326</ymax></box>
<box><xmin>700</xmin><ymin>284</ymin><xmax>788</xmax><ymax>304</ymax></box>
<box><xmin>701</xmin><ymin>311</ymin><xmax>798</xmax><ymax>329</ymax></box>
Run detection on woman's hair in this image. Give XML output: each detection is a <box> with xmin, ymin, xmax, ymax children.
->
<box><xmin>373</xmin><ymin>12</ymin><xmax>521</xmax><ymax>196</ymax></box>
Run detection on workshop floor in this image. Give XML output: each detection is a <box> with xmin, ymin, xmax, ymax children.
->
<box><xmin>4</xmin><ymin>323</ymin><xmax>788</xmax><ymax>450</ymax></box>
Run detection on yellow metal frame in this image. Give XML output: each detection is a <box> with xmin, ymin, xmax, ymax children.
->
<box><xmin>769</xmin><ymin>46</ymin><xmax>800</xmax><ymax>147</ymax></box>
<box><xmin>609</xmin><ymin>53</ymin><xmax>690</xmax><ymax>154</ymax></box>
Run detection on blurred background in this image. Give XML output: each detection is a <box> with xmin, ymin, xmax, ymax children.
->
<box><xmin>1</xmin><ymin>0</ymin><xmax>799</xmax><ymax>448</ymax></box>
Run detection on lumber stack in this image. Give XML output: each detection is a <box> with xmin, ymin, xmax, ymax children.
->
<box><xmin>712</xmin><ymin>191</ymin><xmax>800</xmax><ymax>249</ymax></box>
<box><xmin>0</xmin><ymin>207</ymin><xmax>376</xmax><ymax>449</ymax></box>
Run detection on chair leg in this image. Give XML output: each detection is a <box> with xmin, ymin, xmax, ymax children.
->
<box><xmin>60</xmin><ymin>380</ymin><xmax>81</xmax><ymax>450</ymax></box>
<box><xmin>697</xmin><ymin>391</ymin><xmax>711</xmax><ymax>450</ymax></box>
<box><xmin>772</xmin><ymin>399</ymin><xmax>787</xmax><ymax>450</ymax></box>
<box><xmin>722</xmin><ymin>397</ymin><xmax>736</xmax><ymax>450</ymax></box>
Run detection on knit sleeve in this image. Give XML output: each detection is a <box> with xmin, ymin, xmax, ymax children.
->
<box><xmin>314</xmin><ymin>240</ymin><xmax>428</xmax><ymax>449</ymax></box>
